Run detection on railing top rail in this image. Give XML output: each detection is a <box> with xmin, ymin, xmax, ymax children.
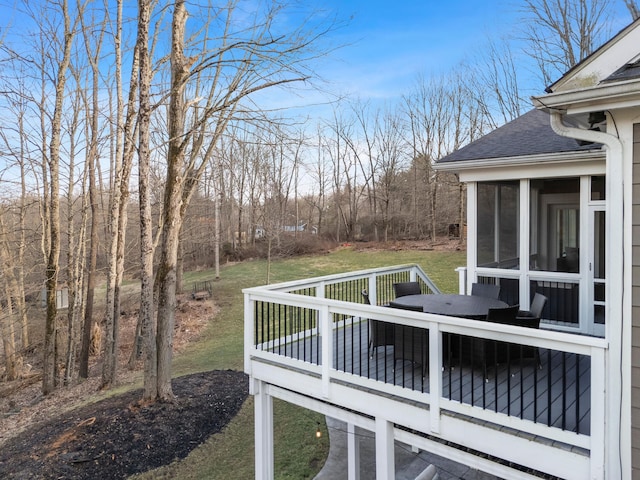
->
<box><xmin>242</xmin><ymin>264</ymin><xmax>425</xmax><ymax>293</ymax></box>
<box><xmin>245</xmin><ymin>289</ymin><xmax>607</xmax><ymax>353</ymax></box>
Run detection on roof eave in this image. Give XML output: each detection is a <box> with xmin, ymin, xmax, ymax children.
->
<box><xmin>533</xmin><ymin>78</ymin><xmax>640</xmax><ymax>114</ymax></box>
<box><xmin>434</xmin><ymin>149</ymin><xmax>605</xmax><ymax>173</ymax></box>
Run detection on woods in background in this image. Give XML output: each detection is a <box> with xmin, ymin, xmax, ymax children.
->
<box><xmin>0</xmin><ymin>0</ymin><xmax>637</xmax><ymax>399</ymax></box>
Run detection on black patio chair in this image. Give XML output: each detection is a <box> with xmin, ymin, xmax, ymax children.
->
<box><xmin>471</xmin><ymin>305</ymin><xmax>519</xmax><ymax>381</ymax></box>
<box><xmin>362</xmin><ymin>290</ymin><xmax>395</xmax><ymax>358</ymax></box>
<box><xmin>517</xmin><ymin>292</ymin><xmax>548</xmax><ymax>322</ymax></box>
<box><xmin>471</xmin><ymin>282</ymin><xmax>501</xmax><ymax>299</ymax></box>
<box><xmin>513</xmin><ymin>293</ymin><xmax>548</xmax><ymax>368</ymax></box>
<box><xmin>390</xmin><ymin>303</ymin><xmax>428</xmax><ymax>377</ymax></box>
<box><xmin>393</xmin><ymin>281</ymin><xmax>421</xmax><ymax>298</ymax></box>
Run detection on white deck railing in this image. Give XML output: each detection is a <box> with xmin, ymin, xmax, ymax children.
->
<box><xmin>244</xmin><ymin>264</ymin><xmax>608</xmax><ymax>479</ymax></box>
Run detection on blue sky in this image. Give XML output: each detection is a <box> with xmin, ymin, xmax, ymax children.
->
<box><xmin>308</xmin><ymin>0</ymin><xmax>521</xmax><ymax>100</ymax></box>
<box><xmin>275</xmin><ymin>0</ymin><xmax>636</xmax><ymax>115</ymax></box>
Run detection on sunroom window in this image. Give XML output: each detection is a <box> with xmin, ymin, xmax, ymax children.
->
<box><xmin>529</xmin><ymin>178</ymin><xmax>580</xmax><ymax>273</ymax></box>
<box><xmin>477</xmin><ymin>181</ymin><xmax>519</xmax><ymax>269</ymax></box>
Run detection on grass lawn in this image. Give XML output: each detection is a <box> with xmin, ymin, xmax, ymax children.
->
<box><xmin>135</xmin><ymin>244</ymin><xmax>465</xmax><ymax>479</ymax></box>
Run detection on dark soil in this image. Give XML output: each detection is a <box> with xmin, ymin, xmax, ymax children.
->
<box><xmin>0</xmin><ymin>370</ymin><xmax>249</xmax><ymax>480</ymax></box>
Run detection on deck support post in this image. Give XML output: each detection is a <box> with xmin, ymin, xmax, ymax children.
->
<box><xmin>375</xmin><ymin>417</ymin><xmax>395</xmax><ymax>479</ymax></box>
<box><xmin>254</xmin><ymin>380</ymin><xmax>274</xmax><ymax>480</ymax></box>
<box><xmin>347</xmin><ymin>422</ymin><xmax>361</xmax><ymax>480</ymax></box>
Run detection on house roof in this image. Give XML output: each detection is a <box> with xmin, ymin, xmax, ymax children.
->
<box><xmin>437</xmin><ymin>20</ymin><xmax>640</xmax><ymax>167</ymax></box>
<box><xmin>545</xmin><ymin>17</ymin><xmax>640</xmax><ymax>93</ymax></box>
<box><xmin>603</xmin><ymin>60</ymin><xmax>640</xmax><ymax>83</ymax></box>
<box><xmin>437</xmin><ymin>109</ymin><xmax>601</xmax><ymax>164</ymax></box>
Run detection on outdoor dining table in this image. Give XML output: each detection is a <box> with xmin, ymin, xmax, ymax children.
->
<box><xmin>388</xmin><ymin>293</ymin><xmax>508</xmax><ymax>320</ymax></box>
<box><xmin>388</xmin><ymin>293</ymin><xmax>510</xmax><ymax>369</ymax></box>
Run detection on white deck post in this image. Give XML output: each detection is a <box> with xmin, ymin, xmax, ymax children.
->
<box><xmin>320</xmin><ymin>303</ymin><xmax>332</xmax><ymax>398</ymax></box>
<box><xmin>375</xmin><ymin>417</ymin><xmax>395</xmax><ymax>479</ymax></box>
<box><xmin>347</xmin><ymin>422</ymin><xmax>361</xmax><ymax>480</ymax></box>
<box><xmin>428</xmin><ymin>321</ymin><xmax>441</xmax><ymax>434</ymax></box>
<box><xmin>368</xmin><ymin>273</ymin><xmax>377</xmax><ymax>305</ymax></box>
<box><xmin>590</xmin><ymin>347</ymin><xmax>606</xmax><ymax>479</ymax></box>
<box><xmin>455</xmin><ymin>266</ymin><xmax>467</xmax><ymax>295</ymax></box>
<box><xmin>254</xmin><ymin>380</ymin><xmax>274</xmax><ymax>480</ymax></box>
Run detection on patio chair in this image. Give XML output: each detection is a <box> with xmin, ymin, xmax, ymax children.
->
<box><xmin>517</xmin><ymin>292</ymin><xmax>548</xmax><ymax>322</ymax></box>
<box><xmin>471</xmin><ymin>305</ymin><xmax>519</xmax><ymax>381</ymax></box>
<box><xmin>393</xmin><ymin>281</ymin><xmax>421</xmax><ymax>298</ymax></box>
<box><xmin>471</xmin><ymin>282</ymin><xmax>501</xmax><ymax>299</ymax></box>
<box><xmin>513</xmin><ymin>293</ymin><xmax>548</xmax><ymax>368</ymax></box>
<box><xmin>390</xmin><ymin>303</ymin><xmax>428</xmax><ymax>377</ymax></box>
<box><xmin>362</xmin><ymin>290</ymin><xmax>395</xmax><ymax>358</ymax></box>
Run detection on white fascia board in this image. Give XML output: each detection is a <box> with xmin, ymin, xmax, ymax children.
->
<box><xmin>435</xmin><ymin>150</ymin><xmax>605</xmax><ymax>182</ymax></box>
<box><xmin>532</xmin><ymin>79</ymin><xmax>640</xmax><ymax>115</ymax></box>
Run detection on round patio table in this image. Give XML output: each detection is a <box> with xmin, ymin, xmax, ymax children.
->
<box><xmin>389</xmin><ymin>294</ymin><xmax>507</xmax><ymax>319</ymax></box>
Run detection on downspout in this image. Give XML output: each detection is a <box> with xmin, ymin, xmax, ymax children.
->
<box><xmin>549</xmin><ymin>110</ymin><xmax>625</xmax><ymax>480</ymax></box>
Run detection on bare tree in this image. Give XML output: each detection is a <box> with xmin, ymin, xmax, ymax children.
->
<box><xmin>520</xmin><ymin>0</ymin><xmax>613</xmax><ymax>85</ymax></box>
<box><xmin>78</xmin><ymin>3</ymin><xmax>107</xmax><ymax>380</ymax></box>
<box><xmin>62</xmin><ymin>80</ymin><xmax>89</xmax><ymax>386</ymax></box>
<box><xmin>0</xmin><ymin>209</ymin><xmax>23</xmax><ymax>381</ymax></box>
<box><xmin>466</xmin><ymin>37</ymin><xmax>525</xmax><ymax>129</ymax></box>
<box><xmin>325</xmin><ymin>109</ymin><xmax>366</xmax><ymax>241</ymax></box>
<box><xmin>101</xmin><ymin>0</ymin><xmax>140</xmax><ymax>390</ymax></box>
<box><xmin>137</xmin><ymin>0</ymin><xmax>157</xmax><ymax>401</ymax></box>
<box><xmin>347</xmin><ymin>101</ymin><xmax>378</xmax><ymax>241</ymax></box>
<box><xmin>38</xmin><ymin>0</ymin><xmax>78</xmax><ymax>395</ymax></box>
<box><xmin>0</xmin><ymin>87</ymin><xmax>32</xmax><ymax>353</ymax></box>
<box><xmin>150</xmin><ymin>0</ymin><xmax>332</xmax><ymax>400</ymax></box>
<box><xmin>374</xmin><ymin>109</ymin><xmax>408</xmax><ymax>242</ymax></box>
<box><xmin>306</xmin><ymin>124</ymin><xmax>331</xmax><ymax>237</ymax></box>
<box><xmin>624</xmin><ymin>0</ymin><xmax>640</xmax><ymax>19</ymax></box>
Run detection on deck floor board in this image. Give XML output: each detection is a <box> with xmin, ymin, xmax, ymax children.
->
<box><xmin>264</xmin><ymin>319</ymin><xmax>591</xmax><ymax>434</ymax></box>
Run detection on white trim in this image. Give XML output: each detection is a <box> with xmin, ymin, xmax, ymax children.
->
<box><xmin>375</xmin><ymin>417</ymin><xmax>394</xmax><ymax>479</ymax></box>
<box><xmin>519</xmin><ymin>179</ymin><xmax>530</xmax><ymax>309</ymax></box>
<box><xmin>269</xmin><ymin>385</ymin><xmax>552</xmax><ymax>479</ymax></box>
<box><xmin>455</xmin><ymin>155</ymin><xmax>605</xmax><ymax>182</ymax></box>
<box><xmin>263</xmin><ymin>380</ymin><xmax>593</xmax><ymax>479</ymax></box>
<box><xmin>466</xmin><ymin>182</ymin><xmax>478</xmax><ymax>292</ymax></box>
<box><xmin>435</xmin><ymin>150</ymin><xmax>604</xmax><ymax>175</ymax></box>
<box><xmin>254</xmin><ymin>379</ymin><xmax>274</xmax><ymax>480</ymax></box>
<box><xmin>534</xmin><ymin>79</ymin><xmax>640</xmax><ymax>114</ymax></box>
<box><xmin>246</xmin><ymin>263</ymin><xmax>609</xmax><ymax>478</ymax></box>
<box><xmin>547</xmin><ymin>111</ymin><xmax>625</xmax><ymax>480</ymax></box>
<box><xmin>347</xmin><ymin>423</ymin><xmax>360</xmax><ymax>480</ymax></box>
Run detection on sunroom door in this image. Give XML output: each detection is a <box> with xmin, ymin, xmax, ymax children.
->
<box><xmin>588</xmin><ymin>205</ymin><xmax>606</xmax><ymax>337</ymax></box>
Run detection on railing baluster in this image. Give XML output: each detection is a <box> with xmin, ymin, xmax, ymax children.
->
<box><xmin>562</xmin><ymin>352</ymin><xmax>567</xmax><ymax>431</ymax></box>
<box><xmin>576</xmin><ymin>353</ymin><xmax>581</xmax><ymax>434</ymax></box>
<box><xmin>247</xmin><ymin>265</ymin><xmax>599</xmax><ymax>442</ymax></box>
<box><xmin>547</xmin><ymin>350</ymin><xmax>552</xmax><ymax>427</ymax></box>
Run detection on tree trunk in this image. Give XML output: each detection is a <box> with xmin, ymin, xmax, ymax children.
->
<box><xmin>136</xmin><ymin>0</ymin><xmax>157</xmax><ymax>401</ymax></box>
<box><xmin>0</xmin><ymin>234</ymin><xmax>22</xmax><ymax>381</ymax></box>
<box><xmin>1</xmin><ymin>300</ymin><xmax>19</xmax><ymax>381</ymax></box>
<box><xmin>79</xmin><ymin>11</ymin><xmax>104</xmax><ymax>378</ymax></box>
<box><xmin>153</xmin><ymin>0</ymin><xmax>189</xmax><ymax>401</ymax></box>
<box><xmin>80</xmin><ymin>155</ymin><xmax>99</xmax><ymax>378</ymax></box>
<box><xmin>624</xmin><ymin>0</ymin><xmax>640</xmax><ymax>20</ymax></box>
<box><xmin>43</xmin><ymin>0</ymin><xmax>73</xmax><ymax>395</ymax></box>
<box><xmin>176</xmin><ymin>238</ymin><xmax>184</xmax><ymax>294</ymax></box>
<box><xmin>102</xmin><ymin>0</ymin><xmax>138</xmax><ymax>389</ymax></box>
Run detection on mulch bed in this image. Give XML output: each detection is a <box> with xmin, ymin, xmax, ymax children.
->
<box><xmin>0</xmin><ymin>370</ymin><xmax>249</xmax><ymax>479</ymax></box>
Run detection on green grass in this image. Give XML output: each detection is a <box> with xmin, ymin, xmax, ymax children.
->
<box><xmin>135</xmin><ymin>245</ymin><xmax>465</xmax><ymax>479</ymax></box>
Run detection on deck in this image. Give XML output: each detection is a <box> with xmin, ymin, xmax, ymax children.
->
<box><xmin>267</xmin><ymin>319</ymin><xmax>591</xmax><ymax>436</ymax></box>
<box><xmin>245</xmin><ymin>264</ymin><xmax>607</xmax><ymax>479</ymax></box>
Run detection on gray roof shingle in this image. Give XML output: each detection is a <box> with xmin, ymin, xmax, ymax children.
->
<box><xmin>437</xmin><ymin>109</ymin><xmax>602</xmax><ymax>164</ymax></box>
<box><xmin>603</xmin><ymin>61</ymin><xmax>640</xmax><ymax>83</ymax></box>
